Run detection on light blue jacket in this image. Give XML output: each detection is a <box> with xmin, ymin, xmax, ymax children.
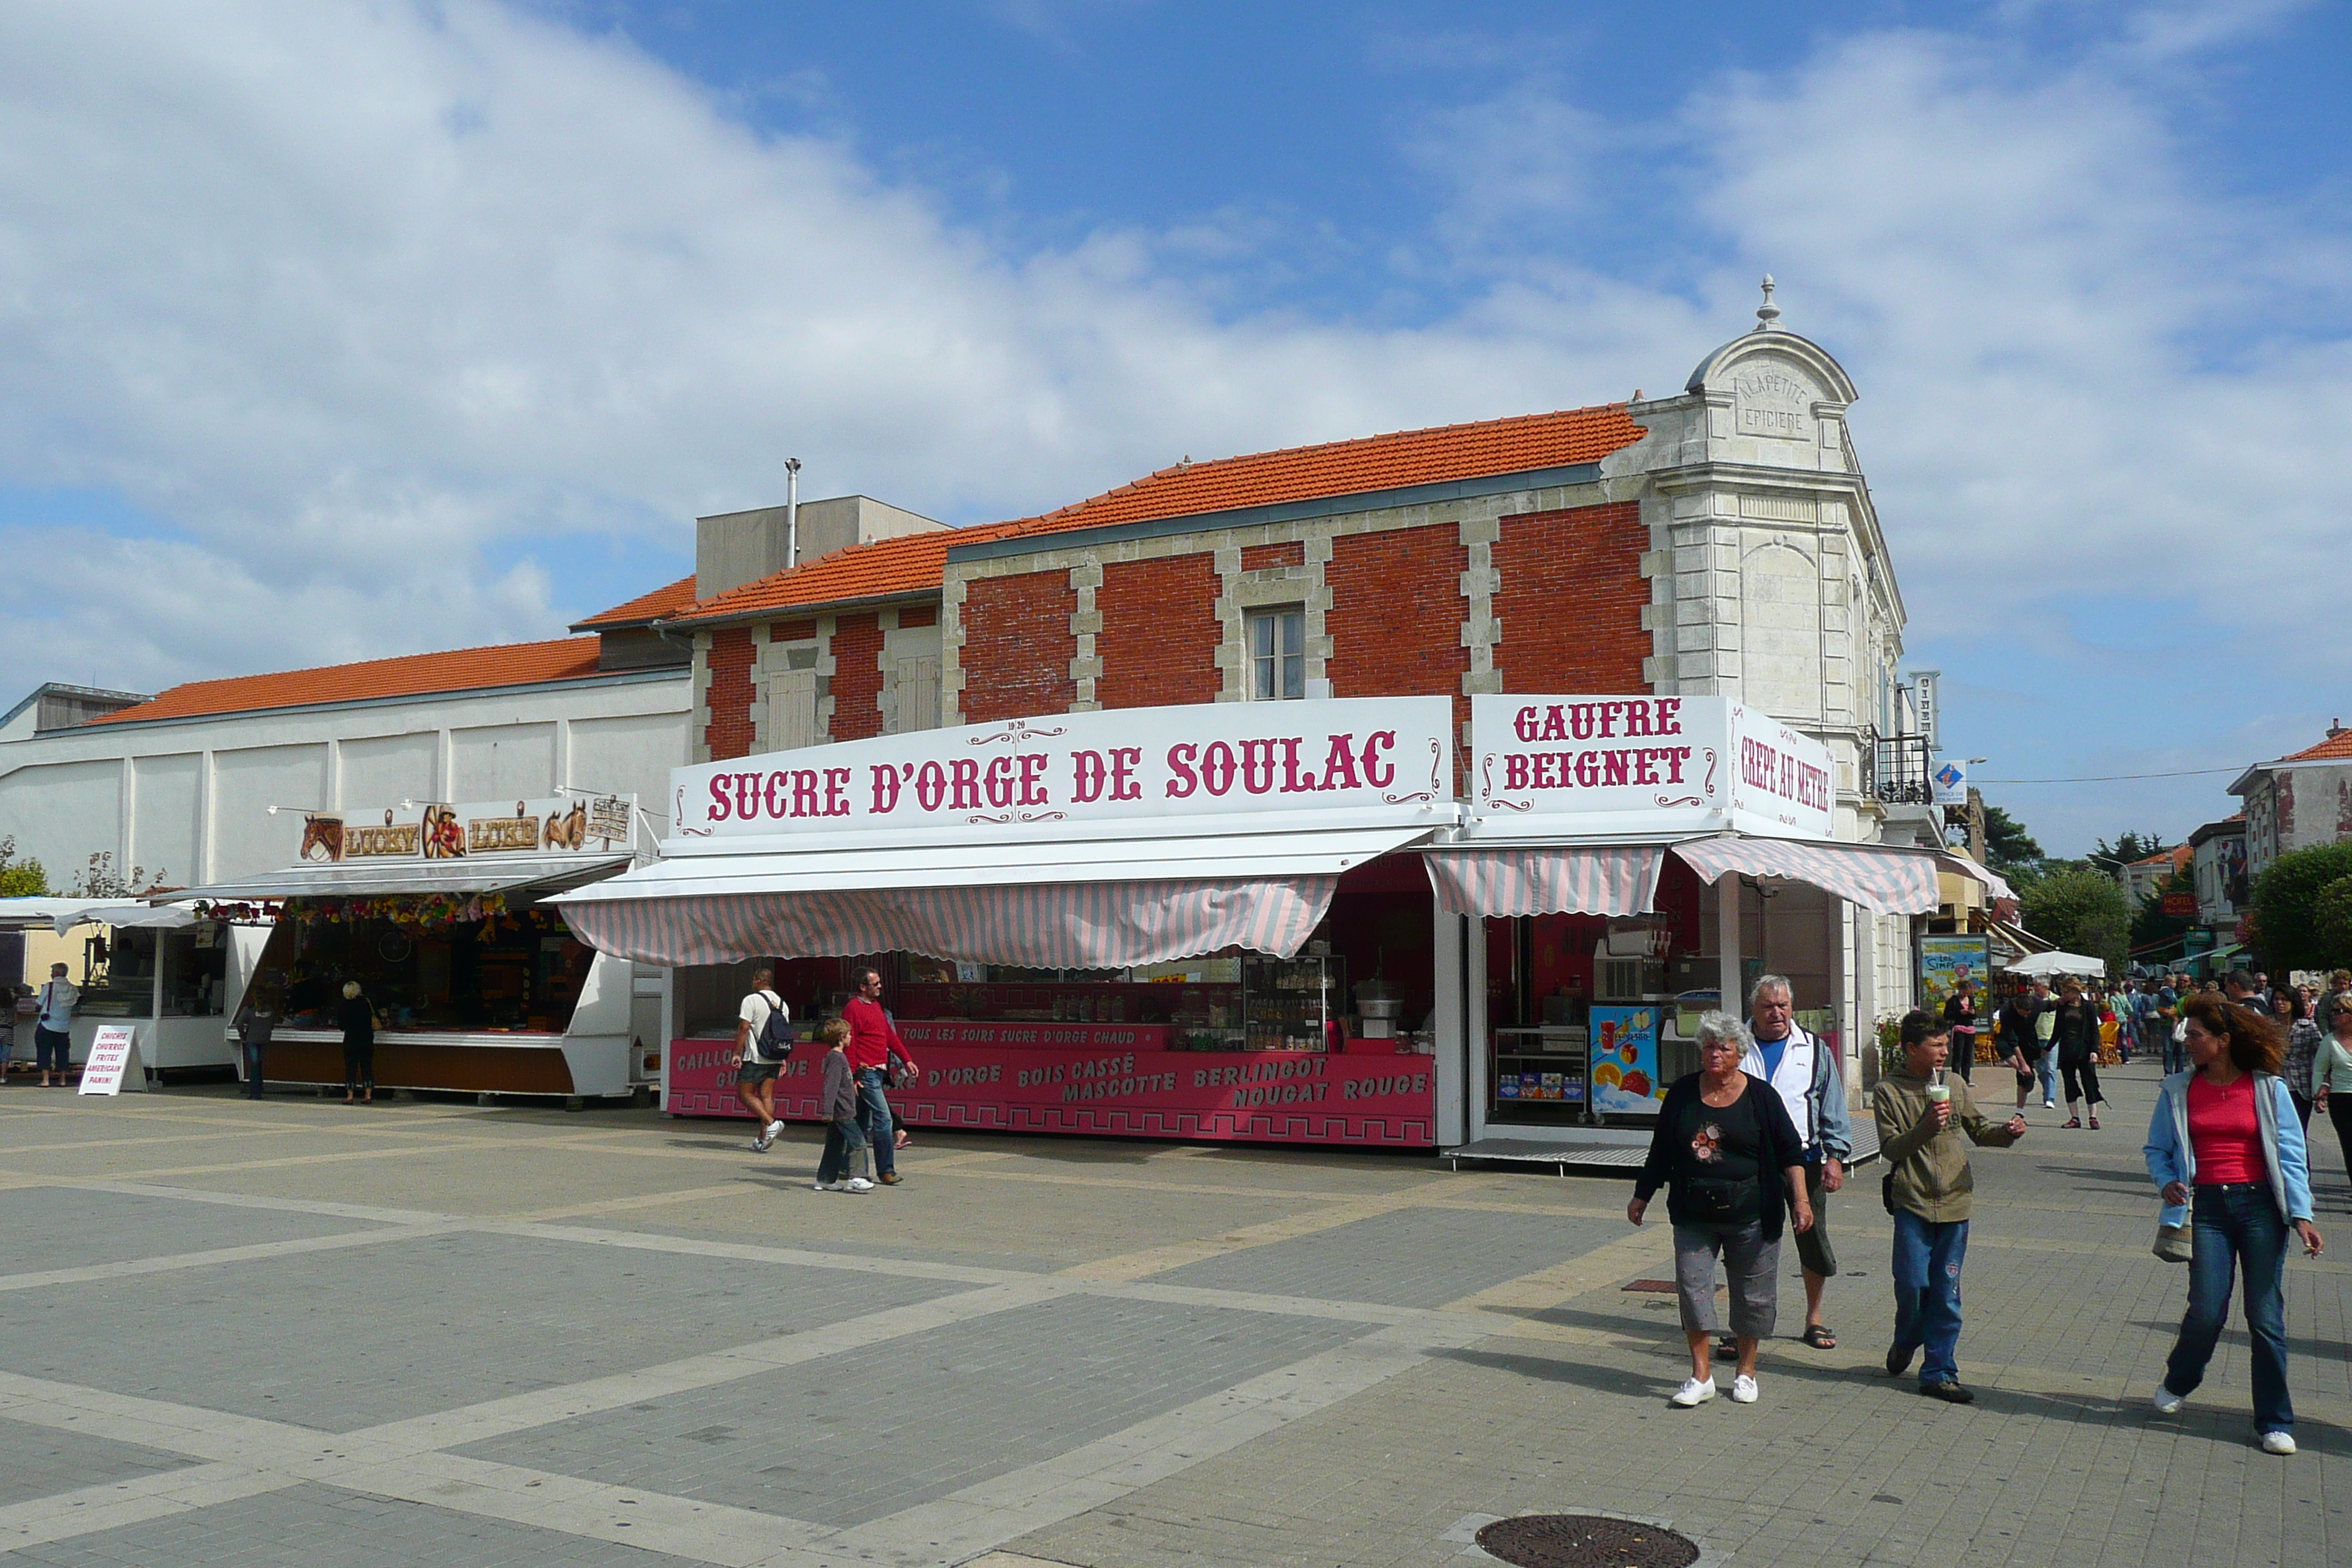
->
<box><xmin>1738</xmin><ymin>1022</ymin><xmax>1853</xmax><ymax>1164</ymax></box>
<box><xmin>2144</xmin><ymin>1069</ymin><xmax>2313</xmax><ymax>1229</ymax></box>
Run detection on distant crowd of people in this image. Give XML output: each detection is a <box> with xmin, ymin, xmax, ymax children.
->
<box><xmin>1632</xmin><ymin>969</ymin><xmax>2338</xmax><ymax>1455</ymax></box>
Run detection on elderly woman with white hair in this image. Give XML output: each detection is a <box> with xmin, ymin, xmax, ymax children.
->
<box><xmin>1629</xmin><ymin>1011</ymin><xmax>1814</xmax><ymax>1406</ymax></box>
<box><xmin>338</xmin><ymin>980</ymin><xmax>379</xmax><ymax>1105</ymax></box>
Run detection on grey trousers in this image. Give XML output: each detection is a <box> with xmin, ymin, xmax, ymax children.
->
<box><xmin>1673</xmin><ymin>1221</ymin><xmax>1781</xmax><ymax>1338</ymax></box>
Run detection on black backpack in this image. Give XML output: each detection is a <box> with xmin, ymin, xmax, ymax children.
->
<box><xmin>753</xmin><ymin>992</ymin><xmax>796</xmax><ymax>1062</ymax></box>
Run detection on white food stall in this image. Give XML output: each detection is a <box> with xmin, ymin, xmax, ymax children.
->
<box><xmin>1</xmin><ymin>898</ymin><xmax>236</xmax><ymax>1083</ymax></box>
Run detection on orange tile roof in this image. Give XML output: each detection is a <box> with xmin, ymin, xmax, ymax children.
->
<box><xmin>2283</xmin><ymin>728</ymin><xmax>2352</xmax><ymax>762</ymax></box>
<box><xmin>89</xmin><ymin>638</ymin><xmax>607</xmax><ymax>725</ymax></box>
<box><xmin>668</xmin><ymin>402</ymin><xmax>1645</xmax><ymax>625</ymax></box>
<box><xmin>571</xmin><ymin>575</ymin><xmax>697</xmax><ymax>630</ymax></box>
<box><xmin>989</xmin><ymin>402</ymin><xmax>1646</xmax><ymax>543</ymax></box>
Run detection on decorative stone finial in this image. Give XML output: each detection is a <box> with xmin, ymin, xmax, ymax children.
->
<box><xmin>1753</xmin><ymin>275</ymin><xmax>1780</xmax><ymax>332</ymax></box>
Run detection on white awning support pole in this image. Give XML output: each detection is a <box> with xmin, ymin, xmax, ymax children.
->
<box><xmin>1718</xmin><ymin>870</ymin><xmax>1742</xmax><ymax>1012</ymax></box>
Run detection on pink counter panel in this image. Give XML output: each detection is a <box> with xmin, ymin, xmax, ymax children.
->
<box><xmin>665</xmin><ymin>1028</ymin><xmax>1437</xmax><ymax>1147</ymax></box>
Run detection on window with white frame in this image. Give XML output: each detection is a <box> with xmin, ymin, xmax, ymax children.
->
<box><xmin>1246</xmin><ymin>606</ymin><xmax>1305</xmax><ymax>701</ymax></box>
<box><xmin>768</xmin><ymin>644</ymin><xmax>821</xmax><ymax>750</ymax></box>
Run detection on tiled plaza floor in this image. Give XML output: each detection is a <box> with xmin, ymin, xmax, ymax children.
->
<box><xmin>0</xmin><ymin>1060</ymin><xmax>2342</xmax><ymax>1566</ymax></box>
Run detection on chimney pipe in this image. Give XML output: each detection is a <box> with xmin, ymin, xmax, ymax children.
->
<box><xmin>784</xmin><ymin>457</ymin><xmax>802</xmax><ymax>570</ymax></box>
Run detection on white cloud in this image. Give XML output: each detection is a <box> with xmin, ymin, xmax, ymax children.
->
<box><xmin>0</xmin><ymin>0</ymin><xmax>2342</xmax><ymax>859</ymax></box>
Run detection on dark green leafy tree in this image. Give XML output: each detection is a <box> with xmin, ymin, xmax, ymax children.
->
<box><xmin>2250</xmin><ymin>843</ymin><xmax>2352</xmax><ymax>972</ymax></box>
<box><xmin>2129</xmin><ymin>867</ymin><xmax>2198</xmax><ymax>954</ymax></box>
<box><xmin>0</xmin><ymin>836</ymin><xmax>45</xmax><ymax>897</ymax></box>
<box><xmin>2019</xmin><ymin>867</ymin><xmax>2132</xmax><ymax>973</ymax></box>
<box><xmin>1983</xmin><ymin>804</ymin><xmax>2046</xmax><ymax>879</ymax></box>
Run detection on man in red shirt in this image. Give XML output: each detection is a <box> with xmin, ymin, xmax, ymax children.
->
<box><xmin>843</xmin><ymin>968</ymin><xmax>919</xmax><ymax>1185</ymax></box>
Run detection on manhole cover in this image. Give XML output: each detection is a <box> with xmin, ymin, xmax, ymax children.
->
<box><xmin>1475</xmin><ymin>1513</ymin><xmax>1701</xmax><ymax>1568</ymax></box>
<box><xmin>1621</xmin><ymin>1278</ymin><xmax>1678</xmax><ymax>1293</ymax></box>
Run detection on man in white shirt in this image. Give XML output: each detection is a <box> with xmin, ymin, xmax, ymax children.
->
<box><xmin>1739</xmin><ymin>973</ymin><xmax>1854</xmax><ymax>1352</ymax></box>
<box><xmin>735</xmin><ymin>968</ymin><xmax>790</xmax><ymax>1152</ymax></box>
<box><xmin>34</xmin><ymin>962</ymin><xmax>77</xmax><ymax>1088</ymax></box>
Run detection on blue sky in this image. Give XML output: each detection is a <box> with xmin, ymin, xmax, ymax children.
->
<box><xmin>0</xmin><ymin>0</ymin><xmax>2346</xmax><ymax>854</ymax></box>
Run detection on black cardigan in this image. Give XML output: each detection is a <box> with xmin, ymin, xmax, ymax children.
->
<box><xmin>1633</xmin><ymin>1071</ymin><xmax>1810</xmax><ymax>1238</ymax></box>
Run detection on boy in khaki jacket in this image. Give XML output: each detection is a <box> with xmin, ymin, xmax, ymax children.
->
<box><xmin>1874</xmin><ymin>1009</ymin><xmax>2028</xmax><ymax>1403</ymax></box>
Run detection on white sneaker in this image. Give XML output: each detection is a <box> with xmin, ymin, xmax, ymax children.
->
<box><xmin>750</xmin><ymin>1135</ymin><xmax>772</xmax><ymax>1152</ymax></box>
<box><xmin>2261</xmin><ymin>1430</ymin><xmax>2296</xmax><ymax>1455</ymax></box>
<box><xmin>2152</xmin><ymin>1387</ymin><xmax>2185</xmax><ymax>1415</ymax></box>
<box><xmin>2044</xmin><ymin>1098</ymin><xmax>2057</xmax><ymax>1109</ymax></box>
<box><xmin>764</xmin><ymin>1119</ymin><xmax>786</xmax><ymax>1142</ymax></box>
<box><xmin>843</xmin><ymin>1177</ymin><xmax>875</xmax><ymax>1193</ymax></box>
<box><xmin>1730</xmin><ymin>1374</ymin><xmax>1759</xmax><ymax>1403</ymax></box>
<box><xmin>1670</xmin><ymin>1377</ymin><xmax>1717</xmax><ymax>1407</ymax></box>
<box><xmin>812</xmin><ymin>1180</ymin><xmax>842</xmax><ymax>1191</ymax></box>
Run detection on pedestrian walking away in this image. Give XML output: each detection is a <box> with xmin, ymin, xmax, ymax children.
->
<box><xmin>2155</xmin><ymin>978</ymin><xmax>2186</xmax><ymax>1074</ymax></box>
<box><xmin>2051</xmin><ymin>979</ymin><xmax>2105</xmax><ymax>1128</ymax></box>
<box><xmin>33</xmin><ymin>962</ymin><xmax>76</xmax><ymax>1088</ymax></box>
<box><xmin>2317</xmin><ymin>1007</ymin><xmax>2352</xmax><ymax>1200</ymax></box>
<box><xmin>734</xmin><ymin>968</ymin><xmax>792</xmax><ymax>1151</ymax></box>
<box><xmin>844</xmin><ymin>968</ymin><xmax>919</xmax><ymax>1185</ymax></box>
<box><xmin>2145</xmin><ymin>996</ymin><xmax>2325</xmax><ymax>1454</ymax></box>
<box><xmin>1629</xmin><ymin>1011</ymin><xmax>1814</xmax><ymax>1408</ymax></box>
<box><xmin>1737</xmin><ymin>974</ymin><xmax>1850</xmax><ymax>1350</ymax></box>
<box><xmin>1873</xmin><ymin>1009</ymin><xmax>2027</xmax><ymax>1403</ymax></box>
<box><xmin>2274</xmin><ymin>988</ymin><xmax>2319</xmax><ymax>1132</ymax></box>
<box><xmin>234</xmin><ymin>983</ymin><xmax>280</xmax><ymax>1100</ymax></box>
<box><xmin>810</xmin><ymin>1019</ymin><xmax>873</xmax><ymax>1193</ymax></box>
<box><xmin>337</xmin><ymin>979</ymin><xmax>378</xmax><ymax>1104</ymax></box>
<box><xmin>1940</xmin><ymin>979</ymin><xmax>1980</xmax><ymax>1083</ymax></box>
<box><xmin>2000</xmin><ymin>984</ymin><xmax>2047</xmax><ymax>1112</ymax></box>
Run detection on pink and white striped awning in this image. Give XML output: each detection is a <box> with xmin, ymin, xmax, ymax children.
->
<box><xmin>1670</xmin><ymin>835</ymin><xmax>1942</xmax><ymax>915</ymax></box>
<box><xmin>557</xmin><ymin>876</ymin><xmax>1337</xmax><ymax>970</ymax></box>
<box><xmin>1424</xmin><ymin>845</ymin><xmax>1665</xmax><ymax>918</ymax></box>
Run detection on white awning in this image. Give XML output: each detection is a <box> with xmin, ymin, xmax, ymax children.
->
<box><xmin>1423</xmin><ymin>845</ymin><xmax>1665</xmax><ymax>917</ymax></box>
<box><xmin>165</xmin><ymin>855</ymin><xmax>632</xmax><ymax>903</ymax></box>
<box><xmin>549</xmin><ymin>824</ymin><xmax>1433</xmax><ymax>969</ymax></box>
<box><xmin>1670</xmin><ymin>835</ymin><xmax>1943</xmax><ymax>915</ymax></box>
<box><xmin>0</xmin><ymin>898</ymin><xmax>200</xmax><ymax>934</ymax></box>
<box><xmin>1937</xmin><ymin>853</ymin><xmax>2015</xmax><ymax>901</ymax></box>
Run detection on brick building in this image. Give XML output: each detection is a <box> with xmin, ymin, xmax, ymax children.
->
<box><xmin>630</xmin><ymin>293</ymin><xmax>1928</xmax><ymax>1115</ymax></box>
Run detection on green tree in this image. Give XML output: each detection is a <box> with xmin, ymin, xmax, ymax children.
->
<box><xmin>2129</xmin><ymin>867</ymin><xmax>2198</xmax><ymax>954</ymax></box>
<box><xmin>2249</xmin><ymin>842</ymin><xmax>2352</xmax><ymax>972</ymax></box>
<box><xmin>2019</xmin><ymin>866</ymin><xmax>2133</xmax><ymax>973</ymax></box>
<box><xmin>0</xmin><ymin>836</ymin><xmax>46</xmax><ymax>897</ymax></box>
<box><xmin>2312</xmin><ymin>876</ymin><xmax>2352</xmax><ymax>966</ymax></box>
<box><xmin>2095</xmin><ymin>832</ymin><xmax>2170</xmax><ymax>867</ymax></box>
<box><xmin>1984</xmin><ymin>804</ymin><xmax>2046</xmax><ymax>878</ymax></box>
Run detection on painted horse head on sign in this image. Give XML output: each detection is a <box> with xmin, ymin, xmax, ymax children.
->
<box><xmin>300</xmin><ymin>815</ymin><xmax>344</xmax><ymax>862</ymax></box>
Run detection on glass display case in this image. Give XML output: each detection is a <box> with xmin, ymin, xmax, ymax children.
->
<box><xmin>1241</xmin><ymin>953</ymin><xmax>1343</xmax><ymax>1052</ymax></box>
<box><xmin>1490</xmin><ymin>1025</ymin><xmax>1589</xmax><ymax>1123</ymax></box>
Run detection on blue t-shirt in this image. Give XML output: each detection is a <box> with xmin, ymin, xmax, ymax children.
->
<box><xmin>1758</xmin><ymin>1035</ymin><xmax>1789</xmax><ymax>1082</ymax></box>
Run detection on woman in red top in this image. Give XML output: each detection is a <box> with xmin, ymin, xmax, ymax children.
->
<box><xmin>2146</xmin><ymin>998</ymin><xmax>2323</xmax><ymax>1453</ymax></box>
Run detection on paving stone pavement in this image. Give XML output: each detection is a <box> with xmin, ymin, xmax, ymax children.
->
<box><xmin>0</xmin><ymin>1061</ymin><xmax>2342</xmax><ymax>1567</ymax></box>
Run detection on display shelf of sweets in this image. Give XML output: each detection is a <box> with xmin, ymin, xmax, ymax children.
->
<box><xmin>1240</xmin><ymin>953</ymin><xmax>1341</xmax><ymax>1052</ymax></box>
<box><xmin>1490</xmin><ymin>1025</ymin><xmax>1590</xmax><ymax>1117</ymax></box>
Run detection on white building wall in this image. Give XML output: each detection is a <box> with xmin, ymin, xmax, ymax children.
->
<box><xmin>0</xmin><ymin>671</ymin><xmax>688</xmax><ymax>892</ymax></box>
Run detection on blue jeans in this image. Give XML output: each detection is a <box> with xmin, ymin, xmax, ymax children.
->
<box><xmin>2162</xmin><ymin>1033</ymin><xmax>2187</xmax><ymax>1075</ymax></box>
<box><xmin>1891</xmin><ymin>1211</ymin><xmax>1969</xmax><ymax>1386</ymax></box>
<box><xmin>2034</xmin><ymin>1054</ymin><xmax>2056</xmax><ymax>1103</ymax></box>
<box><xmin>2165</xmin><ymin>1183</ymin><xmax>2293</xmax><ymax>1433</ymax></box>
<box><xmin>856</xmin><ymin>1069</ymin><xmax>897</xmax><ymax>1177</ymax></box>
<box><xmin>816</xmin><ymin>1115</ymin><xmax>870</xmax><ymax>1184</ymax></box>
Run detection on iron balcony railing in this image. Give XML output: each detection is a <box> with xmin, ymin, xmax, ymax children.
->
<box><xmin>1869</xmin><ymin>728</ymin><xmax>1936</xmax><ymax>806</ymax></box>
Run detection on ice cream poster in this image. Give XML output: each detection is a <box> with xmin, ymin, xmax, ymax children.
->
<box><xmin>1589</xmin><ymin>1005</ymin><xmax>1664</xmax><ymax>1115</ymax></box>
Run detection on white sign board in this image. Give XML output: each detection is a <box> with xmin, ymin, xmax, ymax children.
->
<box><xmin>77</xmin><ymin>1024</ymin><xmax>140</xmax><ymax>1096</ymax></box>
<box><xmin>1931</xmin><ymin>757</ymin><xmax>1970</xmax><ymax>807</ymax></box>
<box><xmin>1463</xmin><ymin>694</ymin><xmax>1835</xmax><ymax>842</ymax></box>
<box><xmin>667</xmin><ymin>697</ymin><xmax>1453</xmax><ymax>848</ymax></box>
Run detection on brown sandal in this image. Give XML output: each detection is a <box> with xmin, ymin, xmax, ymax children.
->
<box><xmin>1802</xmin><ymin>1324</ymin><xmax>1837</xmax><ymax>1350</ymax></box>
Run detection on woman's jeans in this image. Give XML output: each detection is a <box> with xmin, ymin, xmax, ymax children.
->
<box><xmin>2164</xmin><ymin>1183</ymin><xmax>2293</xmax><ymax>1433</ymax></box>
<box><xmin>342</xmin><ymin>1043</ymin><xmax>374</xmax><ymax>1093</ymax></box>
<box><xmin>2330</xmin><ymin>1096</ymin><xmax>2352</xmax><ymax>1189</ymax></box>
<box><xmin>855</xmin><ymin>1068</ymin><xmax>897</xmax><ymax>1177</ymax></box>
<box><xmin>1891</xmin><ymin>1211</ymin><xmax>1970</xmax><ymax>1385</ymax></box>
<box><xmin>34</xmin><ymin>1027</ymin><xmax>71</xmax><ymax>1074</ymax></box>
